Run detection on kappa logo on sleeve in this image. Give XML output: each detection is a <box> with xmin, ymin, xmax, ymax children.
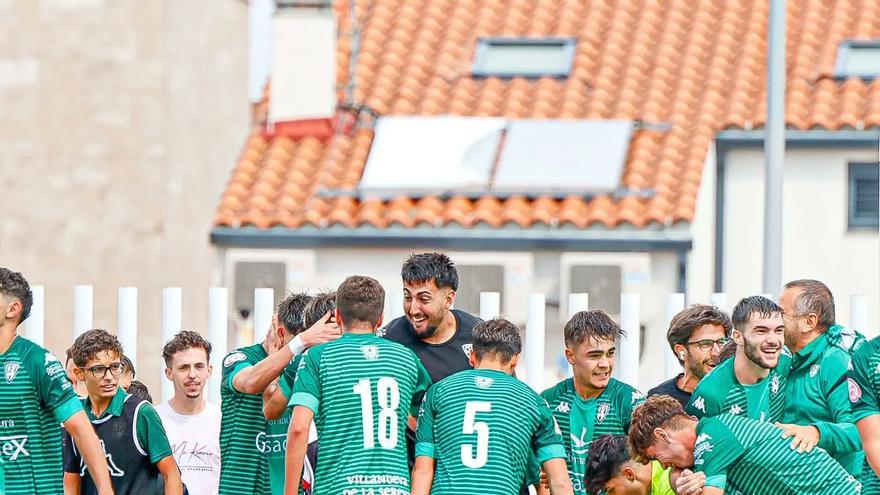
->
<box><xmin>692</xmin><ymin>396</ymin><xmax>706</xmax><ymax>412</ymax></box>
<box><xmin>223</xmin><ymin>352</ymin><xmax>247</xmax><ymax>368</ymax></box>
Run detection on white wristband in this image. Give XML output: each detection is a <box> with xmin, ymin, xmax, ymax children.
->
<box><xmin>288</xmin><ymin>335</ymin><xmax>305</xmax><ymax>356</ymax></box>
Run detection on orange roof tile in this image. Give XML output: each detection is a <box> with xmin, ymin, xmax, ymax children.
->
<box><xmin>215</xmin><ymin>0</ymin><xmax>880</xmax><ymax>232</ymax></box>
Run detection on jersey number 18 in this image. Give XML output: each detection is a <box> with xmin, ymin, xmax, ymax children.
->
<box><xmin>352</xmin><ymin>377</ymin><xmax>399</xmax><ymax>449</ymax></box>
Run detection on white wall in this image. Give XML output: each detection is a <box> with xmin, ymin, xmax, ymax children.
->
<box><xmin>719</xmin><ymin>147</ymin><xmax>879</xmax><ymax>335</ymax></box>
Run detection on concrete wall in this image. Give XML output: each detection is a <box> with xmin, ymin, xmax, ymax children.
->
<box><xmin>220</xmin><ymin>246</ymin><xmax>680</xmax><ymax>393</ymax></box>
<box><xmin>0</xmin><ymin>0</ymin><xmax>249</xmax><ymax>395</ymax></box>
<box><xmin>692</xmin><ymin>146</ymin><xmax>879</xmax><ymax>336</ymax></box>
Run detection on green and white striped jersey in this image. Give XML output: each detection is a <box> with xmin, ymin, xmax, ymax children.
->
<box><xmin>415</xmin><ymin>369</ymin><xmax>565</xmax><ymax>495</ymax></box>
<box><xmin>848</xmin><ymin>336</ymin><xmax>880</xmax><ymax>494</ymax></box>
<box><xmin>695</xmin><ymin>414</ymin><xmax>861</xmax><ymax>495</ymax></box>
<box><xmin>291</xmin><ymin>332</ymin><xmax>431</xmax><ymax>495</ymax></box>
<box><xmin>219</xmin><ymin>343</ymin><xmax>269</xmax><ymax>495</ymax></box>
<box><xmin>0</xmin><ymin>337</ymin><xmax>82</xmax><ymax>495</ymax></box>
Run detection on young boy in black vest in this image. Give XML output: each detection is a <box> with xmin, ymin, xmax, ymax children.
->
<box><xmin>63</xmin><ymin>329</ymin><xmax>184</xmax><ymax>494</ymax></box>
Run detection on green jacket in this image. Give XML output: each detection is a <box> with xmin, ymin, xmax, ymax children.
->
<box><xmin>782</xmin><ymin>330</ymin><xmax>863</xmax><ymax>476</ymax></box>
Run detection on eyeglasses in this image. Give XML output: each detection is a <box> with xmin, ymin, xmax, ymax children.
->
<box><xmin>684</xmin><ymin>337</ymin><xmax>730</xmax><ymax>352</ymax></box>
<box><xmin>82</xmin><ymin>363</ymin><xmax>124</xmax><ymax>379</ymax></box>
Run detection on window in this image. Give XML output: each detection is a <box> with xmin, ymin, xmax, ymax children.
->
<box><xmin>835</xmin><ymin>41</ymin><xmax>880</xmax><ymax>79</ymax></box>
<box><xmin>849</xmin><ymin>162</ymin><xmax>879</xmax><ymax>230</ymax></box>
<box><xmin>472</xmin><ymin>38</ymin><xmax>576</xmax><ymax>78</ymax></box>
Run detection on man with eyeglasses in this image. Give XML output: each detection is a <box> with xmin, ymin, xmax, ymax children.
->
<box><xmin>648</xmin><ymin>305</ymin><xmax>732</xmax><ymax>408</ymax></box>
<box><xmin>778</xmin><ymin>279</ymin><xmax>865</xmax><ymax>477</ymax></box>
<box><xmin>686</xmin><ymin>296</ymin><xmax>791</xmax><ymax>423</ymax></box>
<box><xmin>63</xmin><ymin>329</ymin><xmax>183</xmax><ymax>494</ymax></box>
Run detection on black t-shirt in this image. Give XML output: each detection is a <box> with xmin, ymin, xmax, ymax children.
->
<box><xmin>646</xmin><ymin>373</ymin><xmax>692</xmax><ymax>409</ymax></box>
<box><xmin>379</xmin><ymin>309</ymin><xmax>481</xmax><ymax>383</ymax></box>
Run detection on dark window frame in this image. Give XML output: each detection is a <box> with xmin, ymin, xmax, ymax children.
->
<box><xmin>834</xmin><ymin>40</ymin><xmax>880</xmax><ymax>80</ymax></box>
<box><xmin>472</xmin><ymin>37</ymin><xmax>576</xmax><ymax>79</ymax></box>
<box><xmin>848</xmin><ymin>161</ymin><xmax>880</xmax><ymax>230</ymax></box>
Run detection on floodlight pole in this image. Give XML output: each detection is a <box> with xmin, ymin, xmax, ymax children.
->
<box><xmin>763</xmin><ymin>0</ymin><xmax>785</xmax><ymax>295</ymax></box>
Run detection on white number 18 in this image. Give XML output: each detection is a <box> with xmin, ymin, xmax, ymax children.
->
<box><xmin>352</xmin><ymin>377</ymin><xmax>399</xmax><ymax>449</ymax></box>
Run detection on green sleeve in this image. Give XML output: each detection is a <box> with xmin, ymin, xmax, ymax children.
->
<box><xmin>532</xmin><ymin>397</ymin><xmax>566</xmax><ymax>463</ymax></box>
<box><xmin>279</xmin><ymin>357</ymin><xmax>301</xmax><ymax>401</ymax></box>
<box><xmin>621</xmin><ymin>387</ymin><xmax>646</xmax><ymax>431</ymax></box>
<box><xmin>686</xmin><ymin>386</ymin><xmax>722</xmax><ymax>419</ymax></box>
<box><xmin>32</xmin><ymin>350</ymin><xmax>82</xmax><ymax>423</ymax></box>
<box><xmin>220</xmin><ymin>350</ymin><xmax>258</xmax><ymax>396</ymax></box>
<box><xmin>849</xmin><ymin>344</ymin><xmax>880</xmax><ymax>422</ymax></box>
<box><xmin>290</xmin><ymin>348</ymin><xmax>322</xmax><ymax>414</ymax></box>
<box><xmin>410</xmin><ymin>360</ymin><xmax>433</xmax><ymax>417</ymax></box>
<box><xmin>813</xmin><ymin>351</ymin><xmax>861</xmax><ymax>454</ymax></box>
<box><xmin>414</xmin><ymin>386</ymin><xmax>437</xmax><ymax>459</ymax></box>
<box><xmin>694</xmin><ymin>418</ymin><xmax>745</xmax><ymax>489</ymax></box>
<box><xmin>135</xmin><ymin>402</ymin><xmax>174</xmax><ymax>464</ymax></box>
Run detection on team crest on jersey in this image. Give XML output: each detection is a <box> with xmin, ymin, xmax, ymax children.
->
<box><xmin>848</xmin><ymin>378</ymin><xmax>863</xmax><ymax>403</ymax></box>
<box><xmin>360</xmin><ymin>345</ymin><xmax>380</xmax><ymax>361</ymax></box>
<box><xmin>692</xmin><ymin>396</ymin><xmax>706</xmax><ymax>412</ymax></box>
<box><xmin>596</xmin><ymin>403</ymin><xmax>610</xmax><ymax>424</ymax></box>
<box><xmin>555</xmin><ymin>401</ymin><xmax>570</xmax><ymax>413</ymax></box>
<box><xmin>770</xmin><ymin>374</ymin><xmax>780</xmax><ymax>395</ymax></box>
<box><xmin>462</xmin><ymin>344</ymin><xmax>473</xmax><ymax>357</ymax></box>
<box><xmin>223</xmin><ymin>352</ymin><xmax>247</xmax><ymax>368</ymax></box>
<box><xmin>4</xmin><ymin>362</ymin><xmax>19</xmax><ymax>384</ymax></box>
<box><xmin>475</xmin><ymin>376</ymin><xmax>494</xmax><ymax>389</ymax></box>
<box><xmin>809</xmin><ymin>365</ymin><xmax>820</xmax><ymax>378</ymax></box>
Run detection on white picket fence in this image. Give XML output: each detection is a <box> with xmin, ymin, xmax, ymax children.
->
<box><xmin>19</xmin><ymin>286</ymin><xmax>871</xmax><ymax>403</ymax></box>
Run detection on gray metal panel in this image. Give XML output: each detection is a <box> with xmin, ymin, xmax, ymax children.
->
<box><xmin>455</xmin><ymin>265</ymin><xmax>504</xmax><ymax>315</ymax></box>
<box><xmin>494</xmin><ymin>120</ymin><xmax>633</xmax><ymax>191</ymax></box>
<box><xmin>569</xmin><ymin>265</ymin><xmax>622</xmax><ymax>315</ymax></box>
<box><xmin>234</xmin><ymin>261</ymin><xmax>285</xmax><ymax>316</ymax></box>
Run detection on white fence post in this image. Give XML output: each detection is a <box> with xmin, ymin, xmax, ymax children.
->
<box><xmin>161</xmin><ymin>287</ymin><xmax>183</xmax><ymax>402</ymax></box>
<box><xmin>666</xmin><ymin>293</ymin><xmax>686</xmax><ymax>380</ymax></box>
<box><xmin>73</xmin><ymin>285</ymin><xmax>93</xmax><ymax>338</ymax></box>
<box><xmin>208</xmin><ymin>288</ymin><xmax>228</xmax><ymax>404</ymax></box>
<box><xmin>568</xmin><ymin>293</ymin><xmax>589</xmax><ymax>318</ymax></box>
<box><xmin>619</xmin><ymin>294</ymin><xmax>641</xmax><ymax>389</ymax></box>
<box><xmin>526</xmin><ymin>294</ymin><xmax>546</xmax><ymax>391</ymax></box>
<box><xmin>253</xmin><ymin>288</ymin><xmax>275</xmax><ymax>348</ymax></box>
<box><xmin>479</xmin><ymin>292</ymin><xmax>501</xmax><ymax>320</ymax></box>
<box><xmin>710</xmin><ymin>292</ymin><xmax>728</xmax><ymax>312</ymax></box>
<box><xmin>850</xmin><ymin>295</ymin><xmax>868</xmax><ymax>333</ymax></box>
<box><xmin>117</xmin><ymin>287</ymin><xmax>138</xmax><ymax>372</ymax></box>
<box><xmin>23</xmin><ymin>285</ymin><xmax>45</xmax><ymax>347</ymax></box>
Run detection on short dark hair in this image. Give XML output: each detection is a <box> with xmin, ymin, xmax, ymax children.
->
<box><xmin>784</xmin><ymin>279</ymin><xmax>835</xmax><ymax>330</ymax></box>
<box><xmin>667</xmin><ymin>305</ymin><xmax>732</xmax><ymax>363</ymax></box>
<box><xmin>127</xmin><ymin>380</ymin><xmax>153</xmax><ymax>403</ymax></box>
<box><xmin>564</xmin><ymin>310</ymin><xmax>625</xmax><ymax>348</ymax></box>
<box><xmin>162</xmin><ymin>330</ymin><xmax>213</xmax><ymax>367</ymax></box>
<box><xmin>277</xmin><ymin>292</ymin><xmax>312</xmax><ymax>335</ymax></box>
<box><xmin>472</xmin><ymin>318</ymin><xmax>522</xmax><ymax>364</ymax></box>
<box><xmin>586</xmin><ymin>435</ymin><xmax>632</xmax><ymax>495</ymax></box>
<box><xmin>731</xmin><ymin>296</ymin><xmax>782</xmax><ymax>331</ymax></box>
<box><xmin>70</xmin><ymin>329</ymin><xmax>124</xmax><ymax>368</ymax></box>
<box><xmin>0</xmin><ymin>268</ymin><xmax>32</xmax><ymax>325</ymax></box>
<box><xmin>401</xmin><ymin>252</ymin><xmax>459</xmax><ymax>291</ymax></box>
<box><xmin>303</xmin><ymin>291</ymin><xmax>337</xmax><ymax>328</ymax></box>
<box><xmin>121</xmin><ymin>355</ymin><xmax>136</xmax><ymax>378</ymax></box>
<box><xmin>336</xmin><ymin>276</ymin><xmax>384</xmax><ymax>327</ymax></box>
<box><xmin>628</xmin><ymin>395</ymin><xmax>692</xmax><ymax>463</ymax></box>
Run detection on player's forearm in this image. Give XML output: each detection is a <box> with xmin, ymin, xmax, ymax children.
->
<box><xmin>858</xmin><ymin>416</ymin><xmax>880</xmax><ymax>476</ymax></box>
<box><xmin>234</xmin><ymin>348</ymin><xmax>293</xmax><ymax>395</ymax></box>
<box><xmin>65</xmin><ymin>414</ymin><xmax>114</xmax><ymax>494</ymax></box>
<box><xmin>542</xmin><ymin>458</ymin><xmax>573</xmax><ymax>495</ymax></box>
<box><xmin>284</xmin><ymin>424</ymin><xmax>309</xmax><ymax>495</ymax></box>
<box><xmin>63</xmin><ymin>472</ymin><xmax>81</xmax><ymax>495</ymax></box>
<box><xmin>814</xmin><ymin>420</ymin><xmax>862</xmax><ymax>453</ymax></box>
<box><xmin>264</xmin><ymin>385</ymin><xmax>290</xmax><ymax>420</ymax></box>
<box><xmin>410</xmin><ymin>456</ymin><xmax>435</xmax><ymax>495</ymax></box>
<box><xmin>157</xmin><ymin>456</ymin><xmax>184</xmax><ymax>495</ymax></box>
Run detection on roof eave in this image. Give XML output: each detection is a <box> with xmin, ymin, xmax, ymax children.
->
<box><xmin>716</xmin><ymin>128</ymin><xmax>880</xmax><ymax>147</ymax></box>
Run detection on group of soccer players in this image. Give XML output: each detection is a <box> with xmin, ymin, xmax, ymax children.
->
<box><xmin>0</xmin><ymin>253</ymin><xmax>879</xmax><ymax>495</ymax></box>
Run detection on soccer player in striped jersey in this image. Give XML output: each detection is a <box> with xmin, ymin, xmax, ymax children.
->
<box><xmin>285</xmin><ymin>276</ymin><xmax>432</xmax><ymax>495</ymax></box>
<box><xmin>541</xmin><ymin>310</ymin><xmax>646</xmax><ymax>495</ymax></box>
<box><xmin>583</xmin><ymin>435</ymin><xmax>679</xmax><ymax>495</ymax></box>
<box><xmin>686</xmin><ymin>297</ymin><xmax>790</xmax><ymax>423</ymax></box>
<box><xmin>411</xmin><ymin>318</ymin><xmax>572</xmax><ymax>495</ymax></box>
<box><xmin>0</xmin><ymin>268</ymin><xmax>113</xmax><ymax>495</ymax></box>
<box><xmin>849</xmin><ymin>336</ymin><xmax>880</xmax><ymax>494</ymax></box>
<box><xmin>629</xmin><ymin>395</ymin><xmax>861</xmax><ymax>495</ymax></box>
<box><xmin>219</xmin><ymin>293</ymin><xmax>340</xmax><ymax>495</ymax></box>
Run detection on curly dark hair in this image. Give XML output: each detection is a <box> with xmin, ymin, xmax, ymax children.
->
<box><xmin>585</xmin><ymin>435</ymin><xmax>632</xmax><ymax>495</ymax></box>
<box><xmin>401</xmin><ymin>252</ymin><xmax>459</xmax><ymax>290</ymax></box>
<box><xmin>628</xmin><ymin>395</ymin><xmax>692</xmax><ymax>463</ymax></box>
<box><xmin>0</xmin><ymin>268</ymin><xmax>32</xmax><ymax>325</ymax></box>
<box><xmin>70</xmin><ymin>329</ymin><xmax>124</xmax><ymax>368</ymax></box>
<box><xmin>162</xmin><ymin>330</ymin><xmax>213</xmax><ymax>367</ymax></box>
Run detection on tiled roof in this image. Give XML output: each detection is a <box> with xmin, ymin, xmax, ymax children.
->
<box><xmin>215</xmin><ymin>0</ymin><xmax>880</xmax><ymax>231</ymax></box>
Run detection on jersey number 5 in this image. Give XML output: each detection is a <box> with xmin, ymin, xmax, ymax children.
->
<box><xmin>352</xmin><ymin>377</ymin><xmax>399</xmax><ymax>449</ymax></box>
<box><xmin>461</xmin><ymin>401</ymin><xmax>491</xmax><ymax>468</ymax></box>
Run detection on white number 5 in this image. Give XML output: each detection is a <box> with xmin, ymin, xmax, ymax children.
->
<box><xmin>461</xmin><ymin>401</ymin><xmax>491</xmax><ymax>468</ymax></box>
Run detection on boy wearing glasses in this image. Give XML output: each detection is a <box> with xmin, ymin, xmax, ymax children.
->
<box><xmin>63</xmin><ymin>329</ymin><xmax>184</xmax><ymax>494</ymax></box>
<box><xmin>686</xmin><ymin>296</ymin><xmax>791</xmax><ymax>423</ymax></box>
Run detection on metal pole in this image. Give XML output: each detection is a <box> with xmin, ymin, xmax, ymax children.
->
<box><xmin>162</xmin><ymin>287</ymin><xmax>183</xmax><ymax>402</ymax></box>
<box><xmin>117</xmin><ymin>287</ymin><xmax>138</xmax><ymax>371</ymax></box>
<box><xmin>479</xmin><ymin>292</ymin><xmax>501</xmax><ymax>320</ymax></box>
<box><xmin>666</xmin><ymin>293</ymin><xmax>686</xmax><ymax>380</ymax></box>
<box><xmin>208</xmin><ymin>288</ymin><xmax>229</xmax><ymax>404</ymax></box>
<box><xmin>23</xmin><ymin>285</ymin><xmax>45</xmax><ymax>346</ymax></box>
<box><xmin>73</xmin><ymin>285</ymin><xmax>93</xmax><ymax>338</ymax></box>
<box><xmin>568</xmin><ymin>293</ymin><xmax>589</xmax><ymax>318</ymax></box>
<box><xmin>525</xmin><ymin>294</ymin><xmax>546</xmax><ymax>391</ymax></box>
<box><xmin>763</xmin><ymin>0</ymin><xmax>786</xmax><ymax>294</ymax></box>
